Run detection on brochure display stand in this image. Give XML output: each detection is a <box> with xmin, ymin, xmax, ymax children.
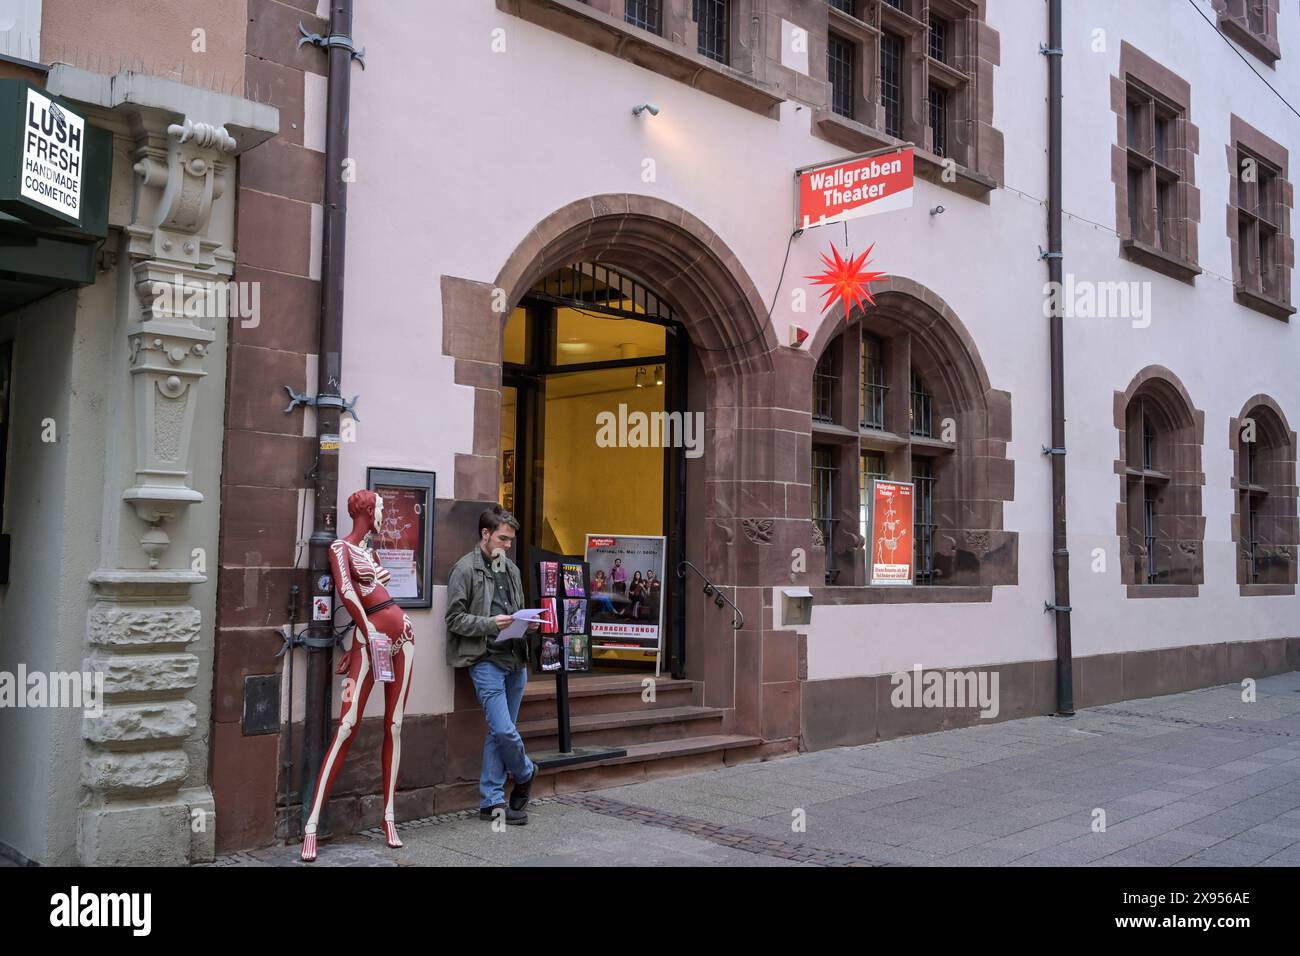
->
<box><xmin>527</xmin><ymin>546</ymin><xmax>626</xmax><ymax>769</ymax></box>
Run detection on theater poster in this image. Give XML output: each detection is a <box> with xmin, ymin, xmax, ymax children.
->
<box><xmin>366</xmin><ymin>468</ymin><xmax>436</xmax><ymax>608</ymax></box>
<box><xmin>584</xmin><ymin>534</ymin><xmax>666</xmax><ymax>669</ymax></box>
<box><xmin>868</xmin><ymin>479</ymin><xmax>914</xmax><ymax>586</ymax></box>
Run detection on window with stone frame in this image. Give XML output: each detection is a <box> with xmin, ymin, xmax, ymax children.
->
<box><xmin>1214</xmin><ymin>0</ymin><xmax>1281</xmax><ymax>65</ymax></box>
<box><xmin>808</xmin><ymin>288</ymin><xmax>1016</xmax><ymax>594</ymax></box>
<box><xmin>818</xmin><ymin>0</ymin><xmax>1001</xmax><ymax>196</ymax></box>
<box><xmin>812</xmin><ymin>446</ymin><xmax>841</xmax><ymax>583</ymax></box>
<box><xmin>1115</xmin><ymin>371</ymin><xmax>1205</xmax><ymax>595</ymax></box>
<box><xmin>1112</xmin><ymin>43</ymin><xmax>1201</xmax><ymax>282</ymax></box>
<box><xmin>1229</xmin><ymin>115</ymin><xmax>1295</xmax><ymax>320</ymax></box>
<box><xmin>1232</xmin><ymin>401</ymin><xmax>1297</xmax><ymax>594</ymax></box>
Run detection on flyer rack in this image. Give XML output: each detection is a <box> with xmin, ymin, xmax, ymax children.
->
<box><xmin>526</xmin><ymin>546</ymin><xmax>627</xmax><ymax>769</ymax></box>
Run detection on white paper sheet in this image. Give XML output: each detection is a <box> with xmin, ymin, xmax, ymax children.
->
<box><xmin>493</xmin><ymin>608</ymin><xmax>547</xmax><ymax>642</ymax></box>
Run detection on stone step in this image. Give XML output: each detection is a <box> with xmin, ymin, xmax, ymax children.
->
<box><xmin>518</xmin><ymin>673</ymin><xmax>699</xmax><ymax>722</ymax></box>
<box><xmin>535</xmin><ymin>734</ymin><xmax>772</xmax><ymax>794</ymax></box>
<box><xmin>518</xmin><ymin>704</ymin><xmax>725</xmax><ymax>750</ymax></box>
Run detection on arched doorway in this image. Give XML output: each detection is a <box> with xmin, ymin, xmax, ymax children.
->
<box><xmin>489</xmin><ymin>195</ymin><xmax>778</xmax><ymax>687</ymax></box>
<box><xmin>500</xmin><ymin>262</ymin><xmax>687</xmax><ymax>671</ymax></box>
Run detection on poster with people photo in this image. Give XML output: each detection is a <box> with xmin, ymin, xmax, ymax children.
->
<box><xmin>584</xmin><ymin>535</ymin><xmax>666</xmax><ymax>668</ymax></box>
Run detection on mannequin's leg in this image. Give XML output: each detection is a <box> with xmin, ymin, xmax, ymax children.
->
<box><xmin>379</xmin><ymin>637</ymin><xmax>416</xmax><ymax>848</ymax></box>
<box><xmin>301</xmin><ymin>641</ymin><xmax>374</xmax><ymax>861</ymax></box>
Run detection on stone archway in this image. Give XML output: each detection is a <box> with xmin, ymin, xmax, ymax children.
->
<box><xmin>439</xmin><ymin>193</ymin><xmax>807</xmax><ymax>748</ymax></box>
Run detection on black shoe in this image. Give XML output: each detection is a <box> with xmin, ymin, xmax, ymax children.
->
<box><xmin>479</xmin><ymin>803</ymin><xmax>527</xmax><ymax>826</ymax></box>
<box><xmin>509</xmin><ymin>768</ymin><xmax>537</xmax><ymax>812</ymax></box>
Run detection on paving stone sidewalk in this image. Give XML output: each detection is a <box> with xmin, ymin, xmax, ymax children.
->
<box><xmin>209</xmin><ymin>672</ymin><xmax>1300</xmax><ymax>867</ymax></box>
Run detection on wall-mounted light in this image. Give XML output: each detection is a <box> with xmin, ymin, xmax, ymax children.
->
<box><xmin>632</xmin><ymin>103</ymin><xmax>660</xmax><ymax>117</ymax></box>
<box><xmin>929</xmin><ymin>205</ymin><xmax>945</xmax><ymax>216</ymax></box>
<box><xmin>634</xmin><ymin>366</ymin><xmax>647</xmax><ymax>388</ymax></box>
<box><xmin>654</xmin><ymin>365</ymin><xmax>664</xmax><ymax>386</ymax></box>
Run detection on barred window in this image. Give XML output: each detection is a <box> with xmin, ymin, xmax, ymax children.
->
<box><xmin>909</xmin><ymin>369</ymin><xmax>933</xmax><ymax>437</ymax></box>
<box><xmin>625</xmin><ymin>0</ymin><xmax>662</xmax><ymax>34</ymax></box>
<box><xmin>1124</xmin><ymin>86</ymin><xmax>1189</xmax><ymax>262</ymax></box>
<box><xmin>1120</xmin><ymin>378</ymin><xmax>1204</xmax><ymax>591</ymax></box>
<box><xmin>694</xmin><ymin>0</ymin><xmax>728</xmax><ymax>64</ymax></box>
<box><xmin>913</xmin><ymin>458</ymin><xmax>936</xmax><ymax>584</ymax></box>
<box><xmin>879</xmin><ymin>32</ymin><xmax>904</xmax><ymax>139</ymax></box>
<box><xmin>928</xmin><ymin>85</ymin><xmax>948</xmax><ymax>159</ymax></box>
<box><xmin>1234</xmin><ymin>402</ymin><xmax>1297</xmax><ymax>591</ymax></box>
<box><xmin>928</xmin><ymin>16</ymin><xmax>948</xmax><ymax>62</ymax></box>
<box><xmin>813</xmin><ymin>347</ymin><xmax>838</xmax><ymax>423</ymax></box>
<box><xmin>813</xmin><ymin>447</ymin><xmax>840</xmax><ymax>584</ymax></box>
<box><xmin>828</xmin><ymin>32</ymin><xmax>856</xmax><ymax>119</ymax></box>
<box><xmin>860</xmin><ymin>334</ymin><xmax>887</xmax><ymax>429</ymax></box>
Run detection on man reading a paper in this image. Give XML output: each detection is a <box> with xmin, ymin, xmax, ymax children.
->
<box><xmin>445</xmin><ymin>505</ymin><xmax>538</xmax><ymax>825</ymax></box>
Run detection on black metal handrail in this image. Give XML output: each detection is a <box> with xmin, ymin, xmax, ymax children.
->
<box><xmin>676</xmin><ymin>560</ymin><xmax>744</xmax><ymax>630</ymax></box>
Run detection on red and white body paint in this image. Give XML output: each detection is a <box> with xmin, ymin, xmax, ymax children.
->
<box><xmin>301</xmin><ymin>490</ymin><xmax>415</xmax><ymax>862</ymax></box>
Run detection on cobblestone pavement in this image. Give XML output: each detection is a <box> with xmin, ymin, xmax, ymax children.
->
<box><xmin>209</xmin><ymin>672</ymin><xmax>1300</xmax><ymax>867</ymax></box>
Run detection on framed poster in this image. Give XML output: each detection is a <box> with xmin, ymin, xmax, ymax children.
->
<box><xmin>585</xmin><ymin>534</ymin><xmax>666</xmax><ymax>670</ymax></box>
<box><xmin>366</xmin><ymin>468</ymin><xmax>436</xmax><ymax>608</ymax></box>
<box><xmin>868</xmin><ymin>479</ymin><xmax>914</xmax><ymax>586</ymax></box>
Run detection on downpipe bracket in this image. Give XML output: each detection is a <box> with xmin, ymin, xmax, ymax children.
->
<box><xmin>298</xmin><ymin>22</ymin><xmax>367</xmax><ymax>67</ymax></box>
<box><xmin>1043</xmin><ymin>602</ymin><xmax>1072</xmax><ymax>614</ymax></box>
<box><xmin>1041</xmin><ymin>445</ymin><xmax>1066</xmax><ymax>455</ymax></box>
<box><xmin>1038</xmin><ymin>43</ymin><xmax>1063</xmax><ymax>56</ymax></box>
<box><xmin>1037</xmin><ymin>245</ymin><xmax>1063</xmax><ymax>260</ymax></box>
<box><xmin>282</xmin><ymin>386</ymin><xmax>361</xmax><ymax>421</ymax></box>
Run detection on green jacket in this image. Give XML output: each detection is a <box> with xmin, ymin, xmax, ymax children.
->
<box><xmin>444</xmin><ymin>547</ymin><xmax>527</xmax><ymax>668</ymax></box>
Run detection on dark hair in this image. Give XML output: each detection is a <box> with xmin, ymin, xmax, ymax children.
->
<box><xmin>478</xmin><ymin>504</ymin><xmax>520</xmax><ymax>537</ymax></box>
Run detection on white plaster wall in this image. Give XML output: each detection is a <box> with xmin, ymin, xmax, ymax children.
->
<box><xmin>334</xmin><ymin>0</ymin><xmax>1299</xmax><ymax>698</ymax></box>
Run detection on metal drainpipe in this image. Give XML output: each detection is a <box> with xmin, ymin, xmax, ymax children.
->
<box><xmin>1046</xmin><ymin>0</ymin><xmax>1075</xmax><ymax>715</ymax></box>
<box><xmin>302</xmin><ymin>0</ymin><xmax>358</xmax><ymax>825</ymax></box>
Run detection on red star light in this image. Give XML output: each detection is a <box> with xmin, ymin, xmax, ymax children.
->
<box><xmin>806</xmin><ymin>243</ymin><xmax>889</xmax><ymax>319</ymax></box>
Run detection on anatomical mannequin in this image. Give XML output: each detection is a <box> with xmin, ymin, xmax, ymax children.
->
<box><xmin>301</xmin><ymin>489</ymin><xmax>416</xmax><ymax>862</ymax></box>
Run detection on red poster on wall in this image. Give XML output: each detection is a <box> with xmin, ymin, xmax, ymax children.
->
<box><xmin>869</xmin><ymin>479</ymin><xmax>914</xmax><ymax>586</ymax></box>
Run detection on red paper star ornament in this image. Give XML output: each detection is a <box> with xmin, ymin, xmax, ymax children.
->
<box><xmin>806</xmin><ymin>243</ymin><xmax>889</xmax><ymax>320</ymax></box>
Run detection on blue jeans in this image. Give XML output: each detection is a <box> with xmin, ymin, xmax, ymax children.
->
<box><xmin>469</xmin><ymin>660</ymin><xmax>535</xmax><ymax>809</ymax></box>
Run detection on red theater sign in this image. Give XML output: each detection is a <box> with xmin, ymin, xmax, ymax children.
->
<box><xmin>797</xmin><ymin>148</ymin><xmax>914</xmax><ymax>231</ymax></box>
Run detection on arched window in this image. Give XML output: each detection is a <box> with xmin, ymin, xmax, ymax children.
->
<box><xmin>807</xmin><ymin>282</ymin><xmax>1016</xmax><ymax>594</ymax></box>
<box><xmin>1115</xmin><ymin>369</ymin><xmax>1204</xmax><ymax>594</ymax></box>
<box><xmin>1231</xmin><ymin>398</ymin><xmax>1297</xmax><ymax>594</ymax></box>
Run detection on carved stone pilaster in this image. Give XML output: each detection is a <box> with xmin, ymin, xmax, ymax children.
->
<box><xmin>120</xmin><ymin>117</ymin><xmax>236</xmax><ymax>567</ymax></box>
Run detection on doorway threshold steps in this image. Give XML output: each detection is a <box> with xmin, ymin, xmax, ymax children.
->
<box><xmin>513</xmin><ymin>674</ymin><xmax>773</xmax><ymax>796</ymax></box>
